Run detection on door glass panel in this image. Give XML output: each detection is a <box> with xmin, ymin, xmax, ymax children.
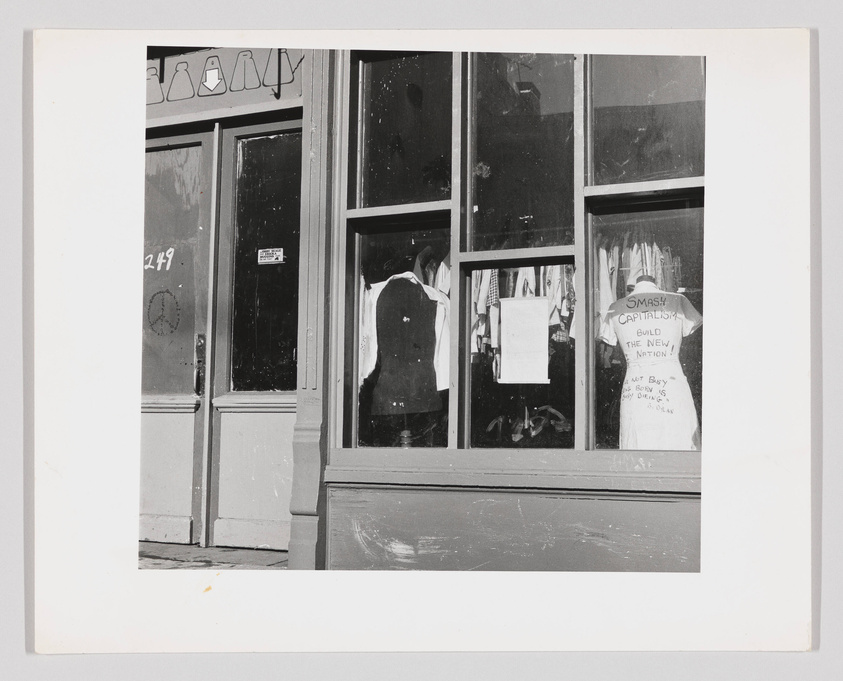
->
<box><xmin>352</xmin><ymin>51</ymin><xmax>452</xmax><ymax>209</ymax></box>
<box><xmin>591</xmin><ymin>55</ymin><xmax>705</xmax><ymax>185</ymax></box>
<box><xmin>592</xmin><ymin>202</ymin><xmax>704</xmax><ymax>450</ymax></box>
<box><xmin>470</xmin><ymin>53</ymin><xmax>575</xmax><ymax>251</ymax></box>
<box><xmin>230</xmin><ymin>131</ymin><xmax>302</xmax><ymax>392</ymax></box>
<box><xmin>142</xmin><ymin>145</ymin><xmax>204</xmax><ymax>394</ymax></box>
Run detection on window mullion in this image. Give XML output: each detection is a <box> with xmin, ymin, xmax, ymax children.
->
<box><xmin>448</xmin><ymin>51</ymin><xmax>464</xmax><ymax>449</ymax></box>
<box><xmin>573</xmin><ymin>53</ymin><xmax>590</xmax><ymax>451</ymax></box>
<box><xmin>332</xmin><ymin>50</ymin><xmax>353</xmax><ymax>449</ymax></box>
<box><xmin>355</xmin><ymin>57</ymin><xmax>366</xmax><ymax>210</ymax></box>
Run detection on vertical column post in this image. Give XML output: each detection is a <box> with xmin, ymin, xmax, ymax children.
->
<box><xmin>197</xmin><ymin>123</ymin><xmax>221</xmax><ymax>547</ymax></box>
<box><xmin>289</xmin><ymin>49</ymin><xmax>334</xmax><ymax>569</ymax></box>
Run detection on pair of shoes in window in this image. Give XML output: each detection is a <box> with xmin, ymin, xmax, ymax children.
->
<box><xmin>536</xmin><ymin>404</ymin><xmax>572</xmax><ymax>433</ymax></box>
<box><xmin>485</xmin><ymin>413</ymin><xmax>527</xmax><ymax>443</ymax></box>
<box><xmin>485</xmin><ymin>414</ymin><xmax>505</xmax><ymax>442</ymax></box>
<box><xmin>485</xmin><ymin>405</ymin><xmax>572</xmax><ymax>443</ymax></box>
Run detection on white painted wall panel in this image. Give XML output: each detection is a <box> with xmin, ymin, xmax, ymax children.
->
<box><xmin>215</xmin><ymin>411</ymin><xmax>295</xmax><ymax>549</ymax></box>
<box><xmin>139</xmin><ymin>412</ymin><xmax>194</xmax><ymax>518</ymax></box>
<box><xmin>139</xmin><ymin>412</ymin><xmax>195</xmax><ymax>543</ymax></box>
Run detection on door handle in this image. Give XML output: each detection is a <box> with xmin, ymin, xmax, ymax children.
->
<box><xmin>194</xmin><ymin>333</ymin><xmax>206</xmax><ymax>396</ymax></box>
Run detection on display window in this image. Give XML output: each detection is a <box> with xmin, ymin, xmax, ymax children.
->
<box><xmin>333</xmin><ymin>51</ymin><xmax>704</xmax><ymax>457</ymax></box>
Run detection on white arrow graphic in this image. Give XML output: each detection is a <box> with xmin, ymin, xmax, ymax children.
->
<box><xmin>203</xmin><ymin>68</ymin><xmax>222</xmax><ymax>91</ymax></box>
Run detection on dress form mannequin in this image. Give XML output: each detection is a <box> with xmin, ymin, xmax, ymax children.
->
<box><xmin>598</xmin><ymin>273</ymin><xmax>703</xmax><ymax>450</ymax></box>
<box><xmin>370</xmin><ymin>277</ymin><xmax>441</xmax><ymax>416</ymax></box>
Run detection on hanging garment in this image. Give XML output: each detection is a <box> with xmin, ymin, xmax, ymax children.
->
<box><xmin>541</xmin><ymin>264</ymin><xmax>564</xmax><ymax>326</ymax></box>
<box><xmin>434</xmin><ymin>252</ymin><xmax>451</xmax><ymax>296</ymax></box>
<box><xmin>515</xmin><ymin>266</ymin><xmax>537</xmax><ymax>297</ymax></box>
<box><xmin>653</xmin><ymin>240</ymin><xmax>665</xmax><ymax>291</ymax></box>
<box><xmin>597</xmin><ymin>244</ymin><xmax>616</xmax><ymax>326</ymax></box>
<box><xmin>626</xmin><ymin>241</ymin><xmax>645</xmax><ymax>288</ymax></box>
<box><xmin>470</xmin><ymin>269</ymin><xmax>492</xmax><ymax>354</ymax></box>
<box><xmin>564</xmin><ymin>264</ymin><xmax>578</xmax><ymax>340</ymax></box>
<box><xmin>488</xmin><ymin>268</ymin><xmax>500</xmax><ymax>349</ymax></box>
<box><xmin>412</xmin><ymin>246</ymin><xmax>438</xmax><ymax>287</ymax></box>
<box><xmin>642</xmin><ymin>240</ymin><xmax>654</xmax><ymax>279</ymax></box>
<box><xmin>597</xmin><ymin>280</ymin><xmax>703</xmax><ymax>450</ymax></box>
<box><xmin>662</xmin><ymin>247</ymin><xmax>675</xmax><ymax>292</ymax></box>
<box><xmin>359</xmin><ymin>271</ymin><xmax>450</xmax><ymax>391</ymax></box>
<box><xmin>618</xmin><ymin>232</ymin><xmax>631</xmax><ymax>299</ymax></box>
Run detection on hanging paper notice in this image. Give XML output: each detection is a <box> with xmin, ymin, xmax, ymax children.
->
<box><xmin>257</xmin><ymin>248</ymin><xmax>285</xmax><ymax>264</ymax></box>
<box><xmin>499</xmin><ymin>297</ymin><xmax>550</xmax><ymax>384</ymax></box>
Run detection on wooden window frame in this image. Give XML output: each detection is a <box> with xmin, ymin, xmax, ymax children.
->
<box><xmin>326</xmin><ymin>51</ymin><xmax>703</xmax><ymax>494</ymax></box>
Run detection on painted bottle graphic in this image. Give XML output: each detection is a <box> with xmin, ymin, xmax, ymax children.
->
<box><xmin>197</xmin><ymin>55</ymin><xmax>227</xmax><ymax>97</ymax></box>
<box><xmin>166</xmin><ymin>62</ymin><xmax>195</xmax><ymax>102</ymax></box>
<box><xmin>230</xmin><ymin>50</ymin><xmax>261</xmax><ymax>91</ymax></box>
<box><xmin>263</xmin><ymin>48</ymin><xmax>295</xmax><ymax>87</ymax></box>
<box><xmin>146</xmin><ymin>66</ymin><xmax>165</xmax><ymax>104</ymax></box>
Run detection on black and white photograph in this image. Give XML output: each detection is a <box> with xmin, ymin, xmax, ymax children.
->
<box><xmin>139</xmin><ymin>46</ymin><xmax>706</xmax><ymax>572</ymax></box>
<box><xmin>22</xmin><ymin>25</ymin><xmax>818</xmax><ymax>659</ymax></box>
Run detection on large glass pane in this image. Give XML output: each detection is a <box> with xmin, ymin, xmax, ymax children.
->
<box><xmin>231</xmin><ymin>131</ymin><xmax>302</xmax><ymax>391</ymax></box>
<box><xmin>142</xmin><ymin>145</ymin><xmax>205</xmax><ymax>395</ymax></box>
<box><xmin>469</xmin><ymin>264</ymin><xmax>576</xmax><ymax>448</ymax></box>
<box><xmin>592</xmin><ymin>202</ymin><xmax>703</xmax><ymax>450</ymax></box>
<box><xmin>592</xmin><ymin>55</ymin><xmax>705</xmax><ymax>185</ymax></box>
<box><xmin>471</xmin><ymin>53</ymin><xmax>575</xmax><ymax>251</ymax></box>
<box><xmin>353</xmin><ymin>52</ymin><xmax>452</xmax><ymax>208</ymax></box>
<box><xmin>349</xmin><ymin>219</ymin><xmax>451</xmax><ymax>447</ymax></box>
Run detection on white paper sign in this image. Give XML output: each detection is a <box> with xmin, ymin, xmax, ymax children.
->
<box><xmin>257</xmin><ymin>247</ymin><xmax>284</xmax><ymax>264</ymax></box>
<box><xmin>499</xmin><ymin>297</ymin><xmax>550</xmax><ymax>384</ymax></box>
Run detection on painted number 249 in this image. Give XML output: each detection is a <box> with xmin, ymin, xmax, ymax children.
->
<box><xmin>144</xmin><ymin>247</ymin><xmax>175</xmax><ymax>271</ymax></box>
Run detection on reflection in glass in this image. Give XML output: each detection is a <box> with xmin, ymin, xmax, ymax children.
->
<box><xmin>592</xmin><ymin>203</ymin><xmax>703</xmax><ymax>450</ymax></box>
<box><xmin>231</xmin><ymin>132</ymin><xmax>302</xmax><ymax>391</ymax></box>
<box><xmin>354</xmin><ymin>52</ymin><xmax>452</xmax><ymax>209</ymax></box>
<box><xmin>591</xmin><ymin>55</ymin><xmax>705</xmax><ymax>185</ymax></box>
<box><xmin>351</xmin><ymin>221</ymin><xmax>451</xmax><ymax>447</ymax></box>
<box><xmin>469</xmin><ymin>264</ymin><xmax>576</xmax><ymax>448</ymax></box>
<box><xmin>471</xmin><ymin>53</ymin><xmax>575</xmax><ymax>251</ymax></box>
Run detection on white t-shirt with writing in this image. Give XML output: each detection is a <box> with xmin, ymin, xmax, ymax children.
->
<box><xmin>598</xmin><ymin>280</ymin><xmax>702</xmax><ymax>450</ymax></box>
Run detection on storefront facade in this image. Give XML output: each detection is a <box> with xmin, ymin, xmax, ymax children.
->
<box><xmin>141</xmin><ymin>46</ymin><xmax>704</xmax><ymax>571</ymax></box>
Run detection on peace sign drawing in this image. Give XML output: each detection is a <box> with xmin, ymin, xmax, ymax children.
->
<box><xmin>147</xmin><ymin>289</ymin><xmax>181</xmax><ymax>336</ymax></box>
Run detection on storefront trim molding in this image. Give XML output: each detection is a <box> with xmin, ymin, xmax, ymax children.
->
<box><xmin>584</xmin><ymin>175</ymin><xmax>705</xmax><ymax>201</ymax></box>
<box><xmin>212</xmin><ymin>392</ymin><xmax>297</xmax><ymax>413</ymax></box>
<box><xmin>147</xmin><ymin>98</ymin><xmax>304</xmax><ymax>130</ymax></box>
<box><xmin>326</xmin><ymin>448</ymin><xmax>701</xmax><ymax>494</ymax></box>
<box><xmin>141</xmin><ymin>395</ymin><xmax>201</xmax><ymax>413</ymax></box>
<box><xmin>324</xmin><ymin>480</ymin><xmax>699</xmax><ymax>501</ymax></box>
<box><xmin>139</xmin><ymin>513</ymin><xmax>193</xmax><ymax>543</ymax></box>
<box><xmin>324</xmin><ymin>466</ymin><xmax>700</xmax><ymax>494</ymax></box>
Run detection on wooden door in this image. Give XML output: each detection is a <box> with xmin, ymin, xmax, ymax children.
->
<box><xmin>140</xmin><ymin>132</ymin><xmax>213</xmax><ymax>544</ymax></box>
<box><xmin>207</xmin><ymin>120</ymin><xmax>303</xmax><ymax>550</ymax></box>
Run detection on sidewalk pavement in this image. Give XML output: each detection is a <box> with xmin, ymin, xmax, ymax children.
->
<box><xmin>139</xmin><ymin>541</ymin><xmax>288</xmax><ymax>570</ymax></box>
